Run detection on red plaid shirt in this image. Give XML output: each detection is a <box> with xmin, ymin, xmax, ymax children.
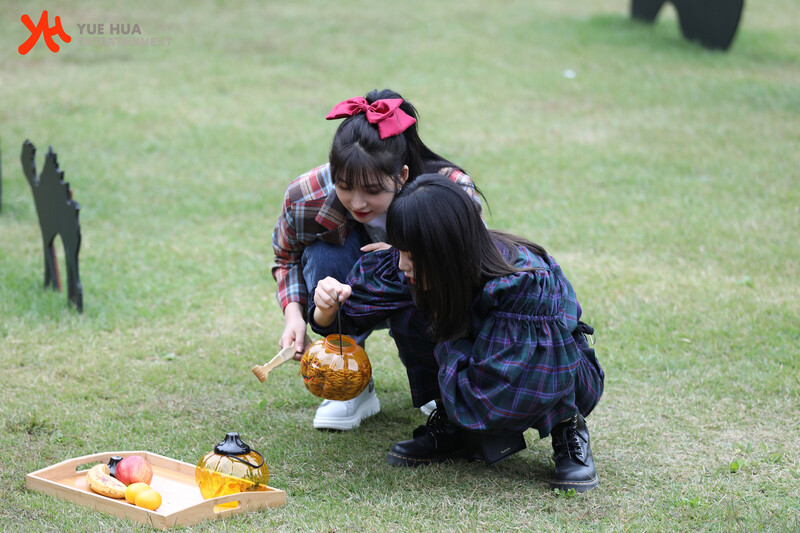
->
<box><xmin>272</xmin><ymin>163</ymin><xmax>481</xmax><ymax>311</ymax></box>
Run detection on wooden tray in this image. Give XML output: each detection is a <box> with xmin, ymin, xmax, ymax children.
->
<box><xmin>26</xmin><ymin>451</ymin><xmax>286</xmax><ymax>530</ymax></box>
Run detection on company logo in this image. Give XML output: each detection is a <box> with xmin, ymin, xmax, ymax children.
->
<box><xmin>18</xmin><ymin>11</ymin><xmax>172</xmax><ymax>54</ymax></box>
<box><xmin>18</xmin><ymin>10</ymin><xmax>72</xmax><ymax>55</ymax></box>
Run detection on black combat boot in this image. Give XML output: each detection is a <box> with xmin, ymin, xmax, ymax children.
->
<box><xmin>386</xmin><ymin>407</ymin><xmax>467</xmax><ymax>467</ymax></box>
<box><xmin>549</xmin><ymin>414</ymin><xmax>599</xmax><ymax>493</ymax></box>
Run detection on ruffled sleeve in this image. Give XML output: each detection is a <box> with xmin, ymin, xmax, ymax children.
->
<box><xmin>308</xmin><ymin>248</ymin><xmax>414</xmax><ymax>337</ymax></box>
<box><xmin>347</xmin><ymin>248</ymin><xmax>413</xmax><ymax>317</ymax></box>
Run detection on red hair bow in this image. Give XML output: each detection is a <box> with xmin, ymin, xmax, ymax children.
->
<box><xmin>326</xmin><ymin>97</ymin><xmax>416</xmax><ymax>139</ymax></box>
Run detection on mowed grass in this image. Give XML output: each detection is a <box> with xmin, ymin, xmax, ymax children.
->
<box><xmin>1</xmin><ymin>1</ymin><xmax>798</xmax><ymax>531</ymax></box>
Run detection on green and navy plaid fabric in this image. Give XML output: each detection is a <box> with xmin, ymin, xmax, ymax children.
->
<box><xmin>309</xmin><ymin>243</ymin><xmax>604</xmax><ymax>439</ymax></box>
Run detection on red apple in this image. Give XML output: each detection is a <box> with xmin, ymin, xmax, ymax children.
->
<box><xmin>115</xmin><ymin>455</ymin><xmax>153</xmax><ymax>485</ymax></box>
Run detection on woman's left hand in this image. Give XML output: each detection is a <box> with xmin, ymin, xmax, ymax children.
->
<box><xmin>361</xmin><ymin>242</ymin><xmax>391</xmax><ymax>253</ymax></box>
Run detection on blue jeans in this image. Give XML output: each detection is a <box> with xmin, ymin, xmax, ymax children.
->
<box><xmin>301</xmin><ymin>227</ymin><xmax>375</xmax><ymax>345</ymax></box>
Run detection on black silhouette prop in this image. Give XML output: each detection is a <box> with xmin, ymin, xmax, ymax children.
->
<box><xmin>21</xmin><ymin>140</ymin><xmax>83</xmax><ymax>312</ymax></box>
<box><xmin>631</xmin><ymin>0</ymin><xmax>745</xmax><ymax>51</ymax></box>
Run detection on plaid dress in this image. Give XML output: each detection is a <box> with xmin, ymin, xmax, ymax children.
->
<box><xmin>309</xmin><ymin>244</ymin><xmax>604</xmax><ymax>439</ymax></box>
<box><xmin>271</xmin><ymin>163</ymin><xmax>481</xmax><ymax>311</ymax></box>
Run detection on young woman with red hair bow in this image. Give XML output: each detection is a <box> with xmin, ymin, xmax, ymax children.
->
<box><xmin>272</xmin><ymin>89</ymin><xmax>482</xmax><ymax>431</ymax></box>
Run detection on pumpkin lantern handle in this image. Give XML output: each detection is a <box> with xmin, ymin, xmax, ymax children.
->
<box><xmin>336</xmin><ymin>298</ymin><xmax>343</xmax><ymax>356</ymax></box>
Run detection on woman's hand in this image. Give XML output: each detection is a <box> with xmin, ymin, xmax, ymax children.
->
<box><xmin>313</xmin><ymin>277</ymin><xmax>352</xmax><ymax>327</ymax></box>
<box><xmin>360</xmin><ymin>242</ymin><xmax>391</xmax><ymax>253</ymax></box>
<box><xmin>281</xmin><ymin>302</ymin><xmax>312</xmax><ymax>360</ymax></box>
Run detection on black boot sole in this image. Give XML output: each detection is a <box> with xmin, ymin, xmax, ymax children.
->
<box><xmin>385</xmin><ymin>448</ymin><xmax>467</xmax><ymax>467</ymax></box>
<box><xmin>549</xmin><ymin>474</ymin><xmax>599</xmax><ymax>493</ymax></box>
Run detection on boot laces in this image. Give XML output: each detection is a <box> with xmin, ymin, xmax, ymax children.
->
<box><xmin>554</xmin><ymin>417</ymin><xmax>585</xmax><ymax>463</ymax></box>
<box><xmin>422</xmin><ymin>408</ymin><xmax>456</xmax><ymax>445</ymax></box>
<box><xmin>425</xmin><ymin>408</ymin><xmax>450</xmax><ymax>432</ymax></box>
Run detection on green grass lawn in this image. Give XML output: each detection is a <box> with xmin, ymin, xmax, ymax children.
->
<box><xmin>1</xmin><ymin>0</ymin><xmax>798</xmax><ymax>531</ymax></box>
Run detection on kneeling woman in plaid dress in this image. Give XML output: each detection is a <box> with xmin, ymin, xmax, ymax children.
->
<box><xmin>310</xmin><ymin>175</ymin><xmax>605</xmax><ymax>492</ymax></box>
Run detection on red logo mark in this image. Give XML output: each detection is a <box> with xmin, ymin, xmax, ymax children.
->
<box><xmin>19</xmin><ymin>10</ymin><xmax>72</xmax><ymax>55</ymax></box>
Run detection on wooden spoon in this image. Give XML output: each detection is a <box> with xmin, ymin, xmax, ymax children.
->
<box><xmin>252</xmin><ymin>346</ymin><xmax>296</xmax><ymax>382</ymax></box>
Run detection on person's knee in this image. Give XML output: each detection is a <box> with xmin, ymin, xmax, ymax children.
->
<box><xmin>302</xmin><ymin>233</ymin><xmax>365</xmax><ymax>290</ymax></box>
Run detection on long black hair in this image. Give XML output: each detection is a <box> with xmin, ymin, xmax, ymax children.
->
<box><xmin>329</xmin><ymin>89</ymin><xmax>465</xmax><ymax>192</ymax></box>
<box><xmin>387</xmin><ymin>175</ymin><xmax>547</xmax><ymax>342</ymax></box>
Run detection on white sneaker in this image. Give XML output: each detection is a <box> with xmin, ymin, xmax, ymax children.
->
<box><xmin>420</xmin><ymin>400</ymin><xmax>437</xmax><ymax>416</ymax></box>
<box><xmin>313</xmin><ymin>380</ymin><xmax>380</xmax><ymax>431</ymax></box>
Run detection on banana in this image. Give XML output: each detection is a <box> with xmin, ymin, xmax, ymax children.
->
<box><xmin>86</xmin><ymin>463</ymin><xmax>127</xmax><ymax>499</ymax></box>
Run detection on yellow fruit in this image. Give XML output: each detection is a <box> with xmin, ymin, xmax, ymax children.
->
<box><xmin>135</xmin><ymin>488</ymin><xmax>162</xmax><ymax>511</ymax></box>
<box><xmin>86</xmin><ymin>464</ymin><xmax>126</xmax><ymax>499</ymax></box>
<box><xmin>124</xmin><ymin>482</ymin><xmax>151</xmax><ymax>504</ymax></box>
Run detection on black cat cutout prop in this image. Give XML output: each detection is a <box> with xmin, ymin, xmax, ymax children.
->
<box><xmin>631</xmin><ymin>0</ymin><xmax>745</xmax><ymax>51</ymax></box>
<box><xmin>21</xmin><ymin>140</ymin><xmax>83</xmax><ymax>312</ymax></box>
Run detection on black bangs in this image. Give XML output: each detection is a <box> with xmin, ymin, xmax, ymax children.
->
<box><xmin>386</xmin><ymin>174</ymin><xmax>495</xmax><ymax>341</ymax></box>
<box><xmin>386</xmin><ymin>175</ymin><xmax>456</xmax><ymax>290</ymax></box>
<box><xmin>332</xmin><ymin>151</ymin><xmax>397</xmax><ymax>192</ymax></box>
<box><xmin>329</xmin><ymin>115</ymin><xmax>406</xmax><ymax>191</ymax></box>
<box><xmin>386</xmin><ymin>192</ymin><xmax>421</xmax><ymax>253</ymax></box>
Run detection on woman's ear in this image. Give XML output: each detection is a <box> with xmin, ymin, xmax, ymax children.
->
<box><xmin>399</xmin><ymin>165</ymin><xmax>410</xmax><ymax>185</ymax></box>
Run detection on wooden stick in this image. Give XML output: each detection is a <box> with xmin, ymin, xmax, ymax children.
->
<box><xmin>251</xmin><ymin>346</ymin><xmax>296</xmax><ymax>383</ymax></box>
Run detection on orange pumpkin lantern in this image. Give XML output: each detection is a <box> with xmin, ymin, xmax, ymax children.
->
<box><xmin>300</xmin><ymin>334</ymin><xmax>371</xmax><ymax>401</ymax></box>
